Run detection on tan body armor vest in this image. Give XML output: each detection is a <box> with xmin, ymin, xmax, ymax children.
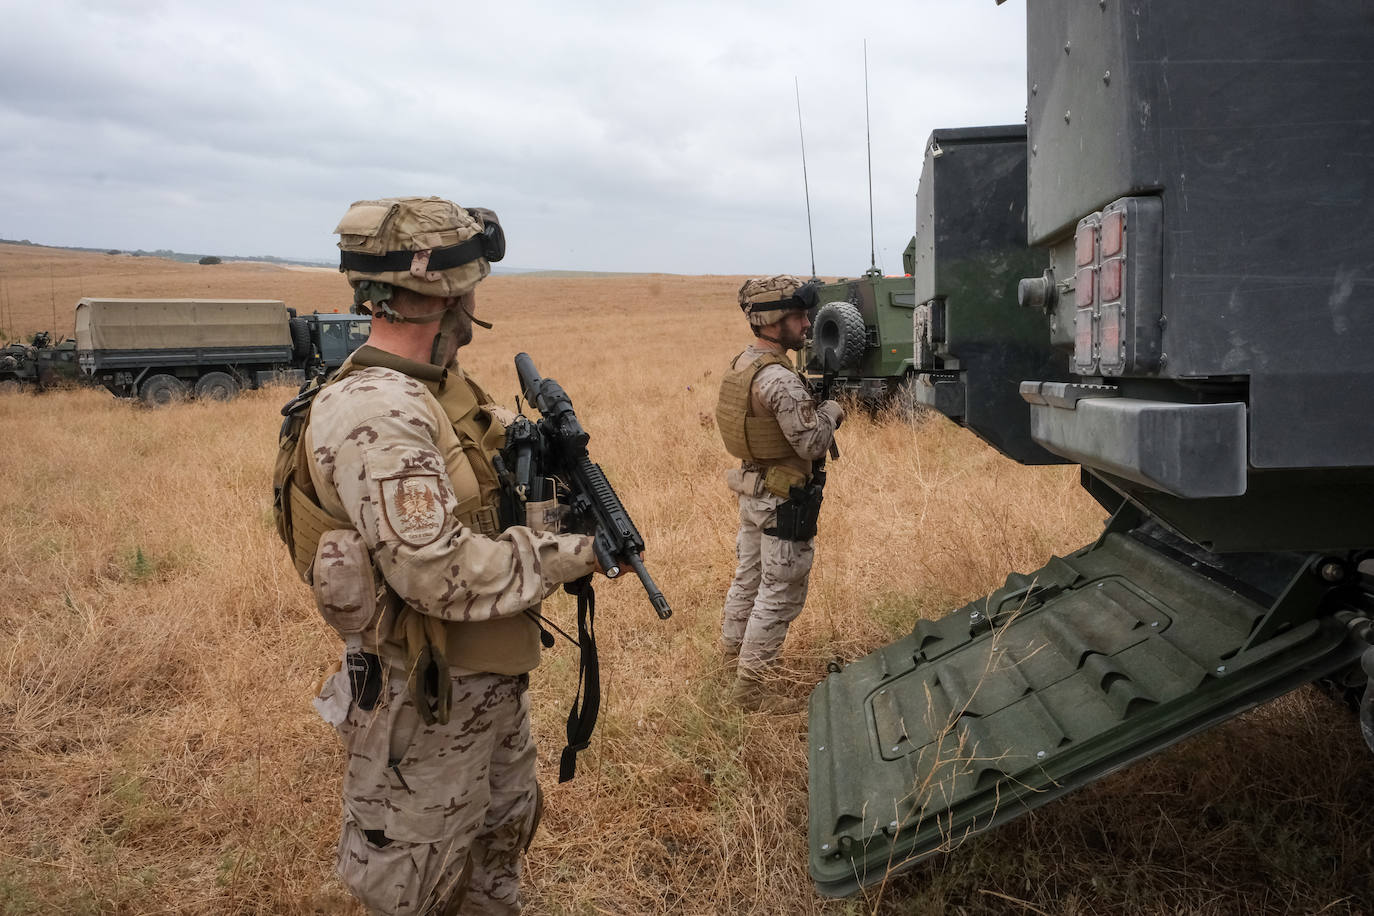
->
<box><xmin>287</xmin><ymin>348</ymin><xmax>540</xmax><ymax>675</ymax></box>
<box><xmin>715</xmin><ymin>350</ymin><xmax>812</xmax><ymax>483</ymax></box>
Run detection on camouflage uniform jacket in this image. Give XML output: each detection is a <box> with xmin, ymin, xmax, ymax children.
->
<box><xmin>305</xmin><ymin>346</ymin><xmax>595</xmax><ymax>675</ymax></box>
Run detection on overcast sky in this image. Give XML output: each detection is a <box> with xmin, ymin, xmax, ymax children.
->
<box><xmin>0</xmin><ymin>1</ymin><xmax>1026</xmax><ymax>275</ymax></box>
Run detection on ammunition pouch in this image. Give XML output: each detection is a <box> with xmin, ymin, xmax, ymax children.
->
<box><xmin>312</xmin><ymin>530</ymin><xmax>382</xmax><ymax>636</ymax></box>
<box><xmin>764</xmin><ymin>481</ymin><xmax>825</xmax><ymax>542</ymax></box>
<box><xmin>524</xmin><ymin>490</ymin><xmax>562</xmax><ymax>534</ymax></box>
<box><xmin>762</xmin><ymin>465</ymin><xmax>807</xmax><ymax>500</ymax></box>
<box><xmin>312</xmin><ymin>530</ymin><xmax>389</xmax><ymax>713</ymax></box>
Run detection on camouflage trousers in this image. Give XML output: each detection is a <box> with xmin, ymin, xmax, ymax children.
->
<box><xmin>321</xmin><ymin>665</ymin><xmax>541</xmax><ymax>915</ymax></box>
<box><xmin>721</xmin><ymin>492</ymin><xmax>816</xmax><ymax>681</ymax></box>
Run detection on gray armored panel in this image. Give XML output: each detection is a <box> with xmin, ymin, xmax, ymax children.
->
<box><xmin>1026</xmin><ymin>0</ymin><xmax>1374</xmax><ymax>470</ymax></box>
<box><xmin>911</xmin><ymin>125</ymin><xmax>1070</xmax><ymax>464</ymax></box>
<box><xmin>808</xmin><ymin>4</ymin><xmax>1374</xmax><ymax>901</ymax></box>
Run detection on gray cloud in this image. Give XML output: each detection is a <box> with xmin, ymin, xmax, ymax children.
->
<box><xmin>0</xmin><ymin>0</ymin><xmax>1026</xmax><ymax>274</ymax></box>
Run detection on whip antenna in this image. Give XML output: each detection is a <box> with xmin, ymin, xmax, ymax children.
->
<box><xmin>865</xmin><ymin>39</ymin><xmax>876</xmax><ymax>272</ymax></box>
<box><xmin>795</xmin><ymin>76</ymin><xmax>817</xmax><ymax>280</ymax></box>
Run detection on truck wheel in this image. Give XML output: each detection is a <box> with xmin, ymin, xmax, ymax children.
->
<box><xmin>288</xmin><ymin>318</ymin><xmax>313</xmax><ymax>364</ymax></box>
<box><xmin>195</xmin><ymin>371</ymin><xmax>241</xmax><ymax>401</ymax></box>
<box><xmin>813</xmin><ymin>302</ymin><xmax>866</xmax><ymax>371</ymax></box>
<box><xmin>140</xmin><ymin>374</ymin><xmax>188</xmax><ymax>407</ymax></box>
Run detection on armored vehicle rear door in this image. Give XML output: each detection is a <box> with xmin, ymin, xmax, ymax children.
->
<box><xmin>808</xmin><ymin>508</ymin><xmax>1370</xmax><ymax>896</ymax></box>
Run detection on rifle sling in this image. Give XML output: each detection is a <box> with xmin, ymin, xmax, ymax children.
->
<box><xmin>558</xmin><ymin>579</ymin><xmax>600</xmax><ymax>783</ymax></box>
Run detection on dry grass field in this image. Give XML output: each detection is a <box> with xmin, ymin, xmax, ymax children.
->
<box><xmin>1</xmin><ymin>244</ymin><xmax>1370</xmax><ymax>915</ymax></box>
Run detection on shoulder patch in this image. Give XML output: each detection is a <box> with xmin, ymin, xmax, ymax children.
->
<box><xmin>381</xmin><ymin>474</ymin><xmax>445</xmax><ymax>546</ymax></box>
<box><xmin>797</xmin><ymin>400</ymin><xmax>817</xmax><ymax>429</ymax></box>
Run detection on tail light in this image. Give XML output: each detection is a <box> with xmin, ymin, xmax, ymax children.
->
<box><xmin>1069</xmin><ymin>197</ymin><xmax>1163</xmax><ymax>376</ymax></box>
<box><xmin>1073</xmin><ymin>215</ymin><xmax>1099</xmax><ymax>372</ymax></box>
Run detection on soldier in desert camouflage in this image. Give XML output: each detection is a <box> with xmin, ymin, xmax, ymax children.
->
<box><xmin>715</xmin><ymin>275</ymin><xmax>844</xmax><ymax>708</ymax></box>
<box><xmin>287</xmin><ymin>196</ymin><xmax>600</xmax><ymax>914</ymax></box>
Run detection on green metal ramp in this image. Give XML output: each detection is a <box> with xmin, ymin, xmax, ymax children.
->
<box><xmin>808</xmin><ymin>524</ymin><xmax>1369</xmax><ymax>896</ymax></box>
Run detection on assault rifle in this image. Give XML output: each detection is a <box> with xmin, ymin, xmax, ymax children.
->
<box><xmin>500</xmin><ymin>352</ymin><xmax>671</xmax><ymax>620</ymax></box>
<box><xmin>494</xmin><ymin>352</ymin><xmax>671</xmax><ymax>782</ymax></box>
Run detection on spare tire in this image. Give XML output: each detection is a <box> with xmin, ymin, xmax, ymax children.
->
<box><xmin>813</xmin><ymin>302</ymin><xmax>866</xmax><ymax>371</ymax></box>
<box><xmin>288</xmin><ymin>317</ymin><xmax>313</xmax><ymax>364</ymax></box>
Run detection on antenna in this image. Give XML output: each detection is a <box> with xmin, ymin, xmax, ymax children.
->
<box><xmin>865</xmin><ymin>39</ymin><xmax>877</xmax><ymax>273</ymax></box>
<box><xmin>795</xmin><ymin>76</ymin><xmax>817</xmax><ymax>280</ymax></box>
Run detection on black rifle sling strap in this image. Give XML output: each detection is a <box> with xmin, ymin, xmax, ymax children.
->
<box><xmin>558</xmin><ymin>578</ymin><xmax>600</xmax><ymax>783</ymax></box>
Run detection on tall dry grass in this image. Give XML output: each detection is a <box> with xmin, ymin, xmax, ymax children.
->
<box><xmin>1</xmin><ymin>248</ymin><xmax>1370</xmax><ymax>914</ymax></box>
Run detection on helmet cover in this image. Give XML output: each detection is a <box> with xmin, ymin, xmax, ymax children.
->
<box><xmin>738</xmin><ymin>275</ymin><xmax>816</xmax><ymax>328</ymax></box>
<box><xmin>335</xmin><ymin>196</ymin><xmax>502</xmax><ymax>300</ymax></box>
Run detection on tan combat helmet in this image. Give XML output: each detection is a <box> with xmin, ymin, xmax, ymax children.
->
<box><xmin>334</xmin><ymin>196</ymin><xmax>506</xmax><ymax>363</ymax></box>
<box><xmin>335</xmin><ymin>195</ymin><xmax>505</xmax><ymax>308</ymax></box>
<box><xmin>738</xmin><ymin>274</ymin><xmax>819</xmax><ymax>328</ymax></box>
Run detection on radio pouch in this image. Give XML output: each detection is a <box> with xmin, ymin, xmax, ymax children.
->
<box><xmin>313</xmin><ymin>530</ymin><xmax>386</xmax><ymax>711</ymax></box>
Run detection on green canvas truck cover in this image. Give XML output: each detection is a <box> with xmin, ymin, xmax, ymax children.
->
<box><xmin>75</xmin><ymin>299</ymin><xmax>290</xmax><ymax>351</ymax></box>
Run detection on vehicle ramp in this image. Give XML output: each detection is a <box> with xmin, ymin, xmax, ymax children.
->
<box><xmin>808</xmin><ymin>518</ymin><xmax>1371</xmax><ymax>896</ymax></box>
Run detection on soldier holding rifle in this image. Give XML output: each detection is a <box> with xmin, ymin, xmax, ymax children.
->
<box><xmin>276</xmin><ymin>196</ymin><xmax>620</xmax><ymax>914</ymax></box>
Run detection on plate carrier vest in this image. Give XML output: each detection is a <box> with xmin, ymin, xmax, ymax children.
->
<box><xmin>715</xmin><ymin>350</ymin><xmax>812</xmax><ymax>482</ymax></box>
<box><xmin>273</xmin><ymin>348</ymin><xmax>539</xmax><ymax>677</ymax></box>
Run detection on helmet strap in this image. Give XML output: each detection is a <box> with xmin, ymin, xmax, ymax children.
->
<box><xmin>354</xmin><ymin>282</ymin><xmax>452</xmax><ymax>324</ymax></box>
<box><xmin>427</xmin><ymin>293</ymin><xmax>487</xmax><ymax>366</ymax></box>
<box><xmin>429</xmin><ymin>308</ymin><xmax>463</xmax><ymax>367</ymax></box>
<box><xmin>461</xmin><ymin>295</ymin><xmax>493</xmax><ymax>330</ymax></box>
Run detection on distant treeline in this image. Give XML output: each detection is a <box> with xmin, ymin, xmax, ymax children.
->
<box><xmin>0</xmin><ymin>238</ymin><xmax>672</xmax><ymax>277</ymax></box>
<box><xmin>0</xmin><ymin>238</ymin><xmax>332</xmax><ymax>269</ymax></box>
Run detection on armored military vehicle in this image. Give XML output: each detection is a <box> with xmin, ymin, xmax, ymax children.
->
<box><xmin>0</xmin><ymin>331</ymin><xmax>80</xmax><ymax>390</ymax></box>
<box><xmin>808</xmin><ymin>0</ymin><xmax>1374</xmax><ymax>896</ymax></box>
<box><xmin>0</xmin><ymin>333</ymin><xmax>45</xmax><ymax>389</ymax></box>
<box><xmin>801</xmin><ymin>239</ymin><xmax>918</xmax><ymax>403</ymax></box>
<box><xmin>76</xmin><ymin>299</ymin><xmax>369</xmax><ymax>405</ymax></box>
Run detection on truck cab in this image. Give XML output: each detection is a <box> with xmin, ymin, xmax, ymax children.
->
<box><xmin>302</xmin><ymin>312</ymin><xmax>372</xmax><ymax>372</ymax></box>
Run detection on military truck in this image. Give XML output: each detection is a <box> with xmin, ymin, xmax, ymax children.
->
<box><xmin>75</xmin><ymin>299</ymin><xmax>369</xmax><ymax>405</ymax></box>
<box><xmin>801</xmin><ymin>239</ymin><xmax>918</xmax><ymax>403</ymax></box>
<box><xmin>808</xmin><ymin>0</ymin><xmax>1374</xmax><ymax>896</ymax></box>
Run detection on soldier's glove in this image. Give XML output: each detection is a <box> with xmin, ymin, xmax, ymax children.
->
<box><xmin>819</xmin><ymin>399</ymin><xmax>845</xmax><ymax>430</ymax></box>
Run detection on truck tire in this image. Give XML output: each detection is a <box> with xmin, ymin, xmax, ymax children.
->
<box><xmin>288</xmin><ymin>318</ymin><xmax>313</xmax><ymax>364</ymax></box>
<box><xmin>194</xmin><ymin>371</ymin><xmax>241</xmax><ymax>401</ymax></box>
<box><xmin>140</xmin><ymin>373</ymin><xmax>188</xmax><ymax>407</ymax></box>
<box><xmin>813</xmin><ymin>302</ymin><xmax>866</xmax><ymax>370</ymax></box>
